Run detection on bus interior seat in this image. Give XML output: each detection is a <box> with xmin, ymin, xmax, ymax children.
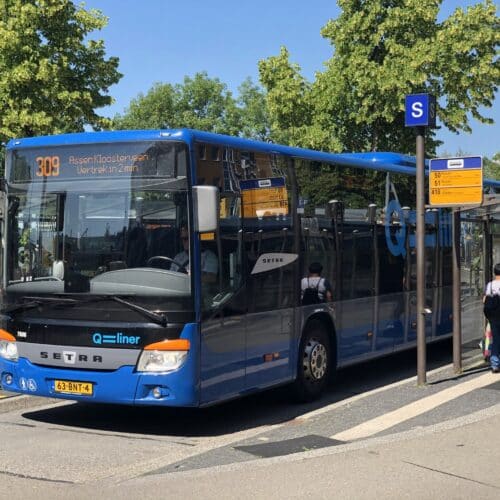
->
<box><xmin>126</xmin><ymin>225</ymin><xmax>148</xmax><ymax>267</ymax></box>
<box><xmin>148</xmin><ymin>227</ymin><xmax>177</xmax><ymax>261</ymax></box>
<box><xmin>109</xmin><ymin>261</ymin><xmax>126</xmax><ymax>271</ymax></box>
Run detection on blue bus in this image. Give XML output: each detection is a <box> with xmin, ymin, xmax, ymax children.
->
<box><xmin>1</xmin><ymin>130</ymin><xmax>498</xmax><ymax>406</ymax></box>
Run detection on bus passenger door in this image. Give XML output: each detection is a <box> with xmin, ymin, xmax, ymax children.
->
<box><xmin>196</xmin><ymin>143</ymin><xmax>248</xmax><ymax>405</ymax></box>
<box><xmin>199</xmin><ymin>224</ymin><xmax>247</xmax><ymax>404</ymax></box>
<box><xmin>244</xmin><ymin>226</ymin><xmax>297</xmax><ymax>390</ymax></box>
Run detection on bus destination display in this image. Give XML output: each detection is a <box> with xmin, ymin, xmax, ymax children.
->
<box><xmin>10</xmin><ymin>142</ymin><xmax>186</xmax><ymax>182</ymax></box>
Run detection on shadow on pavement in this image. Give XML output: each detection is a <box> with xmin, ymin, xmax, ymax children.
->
<box><xmin>20</xmin><ymin>338</ymin><xmax>471</xmax><ymax>438</ymax></box>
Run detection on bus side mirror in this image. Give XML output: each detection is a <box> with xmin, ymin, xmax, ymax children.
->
<box><xmin>193</xmin><ymin>185</ymin><xmax>219</xmax><ymax>233</ymax></box>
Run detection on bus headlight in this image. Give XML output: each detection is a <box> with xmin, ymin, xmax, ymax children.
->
<box><xmin>0</xmin><ymin>329</ymin><xmax>18</xmax><ymax>361</ymax></box>
<box><xmin>136</xmin><ymin>339</ymin><xmax>190</xmax><ymax>373</ymax></box>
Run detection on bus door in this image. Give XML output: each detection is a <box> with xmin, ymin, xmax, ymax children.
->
<box><xmin>243</xmin><ymin>224</ymin><xmax>296</xmax><ymax>390</ymax></box>
<box><xmin>199</xmin><ymin>216</ymin><xmax>247</xmax><ymax>404</ymax></box>
<box><xmin>337</xmin><ymin>223</ymin><xmax>384</xmax><ymax>358</ymax></box>
<box><xmin>337</xmin><ymin>221</ymin><xmax>403</xmax><ymax>359</ymax></box>
<box><xmin>197</xmin><ymin>144</ymin><xmax>247</xmax><ymax>404</ymax></box>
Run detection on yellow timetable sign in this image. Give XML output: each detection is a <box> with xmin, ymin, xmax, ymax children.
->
<box><xmin>429</xmin><ymin>186</ymin><xmax>483</xmax><ymax>205</ymax></box>
<box><xmin>240</xmin><ymin>178</ymin><xmax>289</xmax><ymax>218</ymax></box>
<box><xmin>429</xmin><ymin>157</ymin><xmax>483</xmax><ymax>207</ymax></box>
<box><xmin>430</xmin><ymin>169</ymin><xmax>482</xmax><ymax>188</ymax></box>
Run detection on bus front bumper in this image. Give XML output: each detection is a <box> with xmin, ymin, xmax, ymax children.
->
<box><xmin>0</xmin><ymin>357</ymin><xmax>199</xmax><ymax>407</ymax></box>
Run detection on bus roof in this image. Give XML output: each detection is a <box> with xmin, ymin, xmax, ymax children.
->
<box><xmin>7</xmin><ymin>128</ymin><xmax>500</xmax><ymax>188</ymax></box>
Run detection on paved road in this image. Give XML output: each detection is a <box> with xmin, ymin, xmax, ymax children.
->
<box><xmin>0</xmin><ymin>341</ymin><xmax>498</xmax><ymax>498</ymax></box>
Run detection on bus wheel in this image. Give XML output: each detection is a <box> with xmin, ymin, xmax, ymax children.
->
<box><xmin>292</xmin><ymin>320</ymin><xmax>331</xmax><ymax>402</ymax></box>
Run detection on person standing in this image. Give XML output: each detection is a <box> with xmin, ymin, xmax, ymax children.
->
<box><xmin>301</xmin><ymin>262</ymin><xmax>333</xmax><ymax>305</ymax></box>
<box><xmin>484</xmin><ymin>263</ymin><xmax>500</xmax><ymax>373</ymax></box>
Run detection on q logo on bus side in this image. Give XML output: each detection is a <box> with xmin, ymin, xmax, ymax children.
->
<box><xmin>384</xmin><ymin>200</ymin><xmax>452</xmax><ymax>257</ymax></box>
<box><xmin>385</xmin><ymin>199</ymin><xmax>407</xmax><ymax>257</ymax></box>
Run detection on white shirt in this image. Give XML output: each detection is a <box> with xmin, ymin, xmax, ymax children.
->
<box><xmin>171</xmin><ymin>249</ymin><xmax>218</xmax><ymax>275</ymax></box>
<box><xmin>485</xmin><ymin>279</ymin><xmax>500</xmax><ymax>296</ymax></box>
<box><xmin>301</xmin><ymin>276</ymin><xmax>330</xmax><ymax>301</ymax></box>
<box><xmin>52</xmin><ymin>260</ymin><xmax>65</xmax><ymax>279</ymax></box>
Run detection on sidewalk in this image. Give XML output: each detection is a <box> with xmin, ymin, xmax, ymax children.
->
<box><xmin>0</xmin><ymin>347</ymin><xmax>498</xmax><ymax>500</ymax></box>
<box><xmin>89</xmin><ymin>355</ymin><xmax>500</xmax><ymax>499</ymax></box>
<box><xmin>2</xmin><ymin>403</ymin><xmax>498</xmax><ymax>500</ymax></box>
<box><xmin>115</xmin><ymin>408</ymin><xmax>500</xmax><ymax>500</ymax></box>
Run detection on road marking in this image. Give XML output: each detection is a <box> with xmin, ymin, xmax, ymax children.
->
<box><xmin>300</xmin><ymin>360</ymin><xmax>472</xmax><ymax>422</ymax></box>
<box><xmin>331</xmin><ymin>371</ymin><xmax>498</xmax><ymax>442</ymax></box>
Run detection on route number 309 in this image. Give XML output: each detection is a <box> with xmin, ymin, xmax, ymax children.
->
<box><xmin>35</xmin><ymin>156</ymin><xmax>60</xmax><ymax>177</ymax></box>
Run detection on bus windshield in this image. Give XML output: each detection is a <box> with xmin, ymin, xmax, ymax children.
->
<box><xmin>5</xmin><ymin>142</ymin><xmax>193</xmax><ymax>307</ymax></box>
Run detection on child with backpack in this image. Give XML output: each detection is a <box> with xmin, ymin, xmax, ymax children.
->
<box><xmin>301</xmin><ymin>262</ymin><xmax>333</xmax><ymax>305</ymax></box>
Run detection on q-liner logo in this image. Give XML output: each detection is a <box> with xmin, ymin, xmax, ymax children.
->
<box><xmin>385</xmin><ymin>199</ymin><xmax>407</xmax><ymax>257</ymax></box>
<box><xmin>92</xmin><ymin>332</ymin><xmax>141</xmax><ymax>346</ymax></box>
<box><xmin>384</xmin><ymin>200</ymin><xmax>452</xmax><ymax>257</ymax></box>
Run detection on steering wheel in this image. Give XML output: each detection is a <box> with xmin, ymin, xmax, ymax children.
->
<box><xmin>146</xmin><ymin>256</ymin><xmax>187</xmax><ymax>273</ymax></box>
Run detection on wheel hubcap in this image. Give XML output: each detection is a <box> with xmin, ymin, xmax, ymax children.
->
<box><xmin>303</xmin><ymin>339</ymin><xmax>327</xmax><ymax>381</ymax></box>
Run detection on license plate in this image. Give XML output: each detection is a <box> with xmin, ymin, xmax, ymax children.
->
<box><xmin>54</xmin><ymin>380</ymin><xmax>93</xmax><ymax>396</ymax></box>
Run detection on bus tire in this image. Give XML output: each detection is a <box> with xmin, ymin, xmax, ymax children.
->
<box><xmin>292</xmin><ymin>319</ymin><xmax>331</xmax><ymax>403</ymax></box>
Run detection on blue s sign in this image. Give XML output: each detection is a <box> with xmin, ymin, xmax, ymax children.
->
<box><xmin>405</xmin><ymin>94</ymin><xmax>436</xmax><ymax>128</ymax></box>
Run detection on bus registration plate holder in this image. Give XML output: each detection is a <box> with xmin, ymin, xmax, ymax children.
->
<box><xmin>54</xmin><ymin>380</ymin><xmax>93</xmax><ymax>396</ymax></box>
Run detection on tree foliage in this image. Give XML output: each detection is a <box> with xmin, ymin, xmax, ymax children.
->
<box><xmin>258</xmin><ymin>47</ymin><xmax>316</xmax><ymax>146</ymax></box>
<box><xmin>259</xmin><ymin>0</ymin><xmax>499</xmax><ymax>155</ymax></box>
<box><xmin>113</xmin><ymin>72</ymin><xmax>239</xmax><ymax>133</ymax></box>
<box><xmin>484</xmin><ymin>152</ymin><xmax>500</xmax><ymax>180</ymax></box>
<box><xmin>0</xmin><ymin>0</ymin><xmax>121</xmax><ymax>144</ymax></box>
<box><xmin>237</xmin><ymin>77</ymin><xmax>270</xmax><ymax>141</ymax></box>
<box><xmin>113</xmin><ymin>72</ymin><xmax>270</xmax><ymax>140</ymax></box>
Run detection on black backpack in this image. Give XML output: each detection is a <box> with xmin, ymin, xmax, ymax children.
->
<box><xmin>484</xmin><ymin>283</ymin><xmax>500</xmax><ymax>321</ymax></box>
<box><xmin>302</xmin><ymin>278</ymin><xmax>323</xmax><ymax>305</ymax></box>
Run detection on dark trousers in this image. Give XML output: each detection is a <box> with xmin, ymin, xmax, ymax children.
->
<box><xmin>489</xmin><ymin>319</ymin><xmax>500</xmax><ymax>369</ymax></box>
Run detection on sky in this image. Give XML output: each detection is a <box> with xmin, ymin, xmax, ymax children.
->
<box><xmin>81</xmin><ymin>0</ymin><xmax>499</xmax><ymax>158</ymax></box>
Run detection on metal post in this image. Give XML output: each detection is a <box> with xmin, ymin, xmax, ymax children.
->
<box><xmin>329</xmin><ymin>200</ymin><xmax>343</xmax><ymax>300</ymax></box>
<box><xmin>452</xmin><ymin>208</ymin><xmax>462</xmax><ymax>374</ymax></box>
<box><xmin>369</xmin><ymin>204</ymin><xmax>379</xmax><ymax>350</ymax></box>
<box><xmin>416</xmin><ymin>127</ymin><xmax>427</xmax><ymax>386</ymax></box>
<box><xmin>402</xmin><ymin>206</ymin><xmax>411</xmax><ymax>343</ymax></box>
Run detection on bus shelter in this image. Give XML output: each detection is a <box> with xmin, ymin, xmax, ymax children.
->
<box><xmin>460</xmin><ymin>194</ymin><xmax>500</xmax><ymax>349</ymax></box>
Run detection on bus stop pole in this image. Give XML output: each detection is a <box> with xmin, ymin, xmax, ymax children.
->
<box><xmin>452</xmin><ymin>208</ymin><xmax>462</xmax><ymax>374</ymax></box>
<box><xmin>416</xmin><ymin>126</ymin><xmax>427</xmax><ymax>386</ymax></box>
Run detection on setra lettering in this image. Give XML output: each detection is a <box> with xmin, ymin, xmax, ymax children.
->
<box><xmin>39</xmin><ymin>352</ymin><xmax>103</xmax><ymax>363</ymax></box>
<box><xmin>262</xmin><ymin>257</ymin><xmax>283</xmax><ymax>264</ymax></box>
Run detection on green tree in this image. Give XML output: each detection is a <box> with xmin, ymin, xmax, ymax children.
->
<box><xmin>237</xmin><ymin>77</ymin><xmax>270</xmax><ymax>141</ymax></box>
<box><xmin>113</xmin><ymin>82</ymin><xmax>178</xmax><ymax>130</ymax></box>
<box><xmin>114</xmin><ymin>72</ymin><xmax>242</xmax><ymax>135</ymax></box>
<box><xmin>259</xmin><ymin>0</ymin><xmax>499</xmax><ymax>155</ymax></box>
<box><xmin>484</xmin><ymin>152</ymin><xmax>500</xmax><ymax>180</ymax></box>
<box><xmin>174</xmin><ymin>72</ymin><xmax>241</xmax><ymax>135</ymax></box>
<box><xmin>0</xmin><ymin>0</ymin><xmax>121</xmax><ymax>144</ymax></box>
<box><xmin>258</xmin><ymin>47</ymin><xmax>316</xmax><ymax>146</ymax></box>
<box><xmin>114</xmin><ymin>72</ymin><xmax>270</xmax><ymax>140</ymax></box>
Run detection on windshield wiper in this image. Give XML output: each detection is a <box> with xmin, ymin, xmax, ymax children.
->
<box><xmin>106</xmin><ymin>296</ymin><xmax>168</xmax><ymax>327</ymax></box>
<box><xmin>2</xmin><ymin>295</ymin><xmax>168</xmax><ymax>327</ymax></box>
<box><xmin>2</xmin><ymin>296</ymin><xmax>78</xmax><ymax>315</ymax></box>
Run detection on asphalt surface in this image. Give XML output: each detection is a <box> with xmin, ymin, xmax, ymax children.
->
<box><xmin>0</xmin><ymin>339</ymin><xmax>499</xmax><ymax>499</ymax></box>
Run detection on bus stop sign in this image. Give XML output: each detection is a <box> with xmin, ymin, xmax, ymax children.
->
<box><xmin>405</xmin><ymin>94</ymin><xmax>436</xmax><ymax>128</ymax></box>
<box><xmin>429</xmin><ymin>156</ymin><xmax>483</xmax><ymax>207</ymax></box>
